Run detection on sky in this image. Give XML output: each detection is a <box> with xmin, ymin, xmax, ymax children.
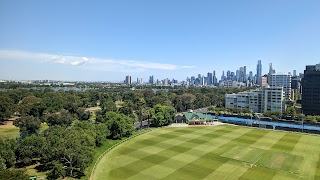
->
<box><xmin>0</xmin><ymin>0</ymin><xmax>320</xmax><ymax>82</ymax></box>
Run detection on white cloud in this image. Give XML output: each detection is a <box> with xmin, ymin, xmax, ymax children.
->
<box><xmin>0</xmin><ymin>50</ymin><xmax>195</xmax><ymax>72</ymax></box>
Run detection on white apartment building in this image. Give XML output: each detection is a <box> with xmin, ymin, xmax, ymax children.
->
<box><xmin>225</xmin><ymin>92</ymin><xmax>249</xmax><ymax>110</ymax></box>
<box><xmin>225</xmin><ymin>86</ymin><xmax>285</xmax><ymax>113</ymax></box>
<box><xmin>248</xmin><ymin>90</ymin><xmax>261</xmax><ymax>113</ymax></box>
<box><xmin>261</xmin><ymin>87</ymin><xmax>285</xmax><ymax>112</ymax></box>
<box><xmin>268</xmin><ymin>73</ymin><xmax>291</xmax><ymax>99</ymax></box>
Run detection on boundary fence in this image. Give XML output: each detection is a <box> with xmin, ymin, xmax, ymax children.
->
<box><xmin>219</xmin><ymin>116</ymin><xmax>320</xmax><ymax>133</ymax></box>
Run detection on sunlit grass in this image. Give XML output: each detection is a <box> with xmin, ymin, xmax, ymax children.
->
<box><xmin>93</xmin><ymin>126</ymin><xmax>320</xmax><ymax>180</ymax></box>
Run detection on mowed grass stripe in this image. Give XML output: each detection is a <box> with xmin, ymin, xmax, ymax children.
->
<box><xmin>121</xmin><ymin>127</ymin><xmax>234</xmax><ymax>179</ymax></box>
<box><xmin>239</xmin><ymin>132</ymin><xmax>303</xmax><ymax>179</ymax></box>
<box><xmin>270</xmin><ymin>133</ymin><xmax>302</xmax><ymax>153</ymax></box>
<box><xmin>250</xmin><ymin>130</ymin><xmax>286</xmax><ymax>150</ymax></box>
<box><xmin>314</xmin><ymin>148</ymin><xmax>320</xmax><ymax>180</ymax></box>
<box><xmin>94</xmin><ymin>126</ymin><xmax>320</xmax><ymax>180</ymax></box>
<box><xmin>203</xmin><ymin>160</ymin><xmax>248</xmax><ymax>180</ymax></box>
<box><xmin>238</xmin><ymin>166</ymin><xmax>277</xmax><ymax>180</ymax></box>
<box><xmin>164</xmin><ymin>154</ymin><xmax>230</xmax><ymax>180</ymax></box>
<box><xmin>161</xmin><ymin>128</ymin><xmax>256</xmax><ymax>179</ymax></box>
<box><xmin>129</xmin><ymin>126</ymin><xmax>250</xmax><ymax>179</ymax></box>
<box><xmin>107</xmin><ymin>127</ymin><xmax>226</xmax><ymax>179</ymax></box>
<box><xmin>290</xmin><ymin>135</ymin><xmax>320</xmax><ymax>179</ymax></box>
<box><xmin>115</xmin><ymin>126</ymin><xmax>210</xmax><ymax>157</ymax></box>
<box><xmin>133</xmin><ymin>126</ymin><xmax>237</xmax><ymax>156</ymax></box>
<box><xmin>212</xmin><ymin>128</ymin><xmax>268</xmax><ymax>155</ymax></box>
<box><xmin>202</xmin><ymin>128</ymin><xmax>270</xmax><ymax>179</ymax></box>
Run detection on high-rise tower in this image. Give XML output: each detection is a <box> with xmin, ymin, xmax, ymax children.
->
<box><xmin>302</xmin><ymin>64</ymin><xmax>320</xmax><ymax>115</ymax></box>
<box><xmin>256</xmin><ymin>60</ymin><xmax>262</xmax><ymax>84</ymax></box>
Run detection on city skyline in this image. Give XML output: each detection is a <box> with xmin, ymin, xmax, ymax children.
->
<box><xmin>1</xmin><ymin>1</ymin><xmax>320</xmax><ymax>81</ymax></box>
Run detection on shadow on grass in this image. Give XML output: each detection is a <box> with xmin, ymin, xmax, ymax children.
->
<box><xmin>34</xmin><ymin>164</ymin><xmax>51</xmax><ymax>172</ymax></box>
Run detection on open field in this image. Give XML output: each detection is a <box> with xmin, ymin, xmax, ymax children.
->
<box><xmin>0</xmin><ymin>122</ymin><xmax>49</xmax><ymax>140</ymax></box>
<box><xmin>0</xmin><ymin>122</ymin><xmax>19</xmax><ymax>139</ymax></box>
<box><xmin>93</xmin><ymin>125</ymin><xmax>320</xmax><ymax>180</ymax></box>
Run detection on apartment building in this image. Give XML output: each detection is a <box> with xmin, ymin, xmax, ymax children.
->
<box><xmin>225</xmin><ymin>86</ymin><xmax>285</xmax><ymax>113</ymax></box>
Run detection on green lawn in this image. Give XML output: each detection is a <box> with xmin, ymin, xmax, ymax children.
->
<box><xmin>81</xmin><ymin>139</ymin><xmax>122</xmax><ymax>180</ymax></box>
<box><xmin>0</xmin><ymin>124</ymin><xmax>19</xmax><ymax>139</ymax></box>
<box><xmin>93</xmin><ymin>125</ymin><xmax>320</xmax><ymax>180</ymax></box>
<box><xmin>0</xmin><ymin>122</ymin><xmax>49</xmax><ymax>140</ymax></box>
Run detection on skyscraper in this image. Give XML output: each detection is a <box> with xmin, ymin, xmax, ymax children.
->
<box><xmin>213</xmin><ymin>71</ymin><xmax>217</xmax><ymax>85</ymax></box>
<box><xmin>249</xmin><ymin>71</ymin><xmax>253</xmax><ymax>82</ymax></box>
<box><xmin>221</xmin><ymin>71</ymin><xmax>225</xmax><ymax>81</ymax></box>
<box><xmin>243</xmin><ymin>66</ymin><xmax>247</xmax><ymax>82</ymax></box>
<box><xmin>269</xmin><ymin>63</ymin><xmax>274</xmax><ymax>75</ymax></box>
<box><xmin>149</xmin><ymin>75</ymin><xmax>154</xmax><ymax>84</ymax></box>
<box><xmin>302</xmin><ymin>64</ymin><xmax>320</xmax><ymax>115</ymax></box>
<box><xmin>207</xmin><ymin>72</ymin><xmax>213</xmax><ymax>85</ymax></box>
<box><xmin>240</xmin><ymin>67</ymin><xmax>244</xmax><ymax>82</ymax></box>
<box><xmin>125</xmin><ymin>75</ymin><xmax>132</xmax><ymax>85</ymax></box>
<box><xmin>227</xmin><ymin>70</ymin><xmax>231</xmax><ymax>80</ymax></box>
<box><xmin>256</xmin><ymin>60</ymin><xmax>262</xmax><ymax>84</ymax></box>
<box><xmin>236</xmin><ymin>70</ymin><xmax>240</xmax><ymax>82</ymax></box>
<box><xmin>164</xmin><ymin>78</ymin><xmax>169</xmax><ymax>86</ymax></box>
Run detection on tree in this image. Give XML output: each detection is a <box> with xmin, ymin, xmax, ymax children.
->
<box><xmin>0</xmin><ymin>169</ymin><xmax>29</xmax><ymax>180</ymax></box>
<box><xmin>46</xmin><ymin>109</ymin><xmax>74</xmax><ymax>127</ymax></box>
<box><xmin>151</xmin><ymin>104</ymin><xmax>176</xmax><ymax>127</ymax></box>
<box><xmin>101</xmin><ymin>100</ymin><xmax>117</xmax><ymax>112</ymax></box>
<box><xmin>0</xmin><ymin>158</ymin><xmax>6</xmax><ymax>171</ymax></box>
<box><xmin>87</xmin><ymin>90</ymin><xmax>100</xmax><ymax>107</ymax></box>
<box><xmin>16</xmin><ymin>134</ymin><xmax>45</xmax><ymax>165</ymax></box>
<box><xmin>119</xmin><ymin>100</ymin><xmax>134</xmax><ymax>116</ymax></box>
<box><xmin>60</xmin><ymin>128</ymin><xmax>95</xmax><ymax>177</ymax></box>
<box><xmin>152</xmin><ymin>112</ymin><xmax>165</xmax><ymax>127</ymax></box>
<box><xmin>307</xmin><ymin>115</ymin><xmax>317</xmax><ymax>123</ymax></box>
<box><xmin>17</xmin><ymin>96</ymin><xmax>45</xmax><ymax>117</ymax></box>
<box><xmin>181</xmin><ymin>93</ymin><xmax>196</xmax><ymax>111</ymax></box>
<box><xmin>47</xmin><ymin>160</ymin><xmax>66</xmax><ymax>180</ymax></box>
<box><xmin>141</xmin><ymin>107</ymin><xmax>151</xmax><ymax>128</ymax></box>
<box><xmin>0</xmin><ymin>96</ymin><xmax>15</xmax><ymax>120</ymax></box>
<box><xmin>285</xmin><ymin>106</ymin><xmax>297</xmax><ymax>118</ymax></box>
<box><xmin>104</xmin><ymin>112</ymin><xmax>134</xmax><ymax>139</ymax></box>
<box><xmin>297</xmin><ymin>114</ymin><xmax>305</xmax><ymax>121</ymax></box>
<box><xmin>173</xmin><ymin>95</ymin><xmax>184</xmax><ymax>112</ymax></box>
<box><xmin>94</xmin><ymin>123</ymin><xmax>110</xmax><ymax>146</ymax></box>
<box><xmin>63</xmin><ymin>102</ymin><xmax>78</xmax><ymax>114</ymax></box>
<box><xmin>0</xmin><ymin>139</ymin><xmax>16</xmax><ymax>169</ymax></box>
<box><xmin>95</xmin><ymin>110</ymin><xmax>104</xmax><ymax>123</ymax></box>
<box><xmin>76</xmin><ymin>108</ymin><xmax>91</xmax><ymax>121</ymax></box>
<box><xmin>14</xmin><ymin>115</ymin><xmax>41</xmax><ymax>135</ymax></box>
<box><xmin>42</xmin><ymin>92</ymin><xmax>64</xmax><ymax>113</ymax></box>
<box><xmin>42</xmin><ymin>126</ymin><xmax>95</xmax><ymax>178</ymax></box>
<box><xmin>136</xmin><ymin>98</ymin><xmax>146</xmax><ymax>129</ymax></box>
<box><xmin>142</xmin><ymin>89</ymin><xmax>155</xmax><ymax>107</ymax></box>
<box><xmin>263</xmin><ymin>111</ymin><xmax>282</xmax><ymax>120</ymax></box>
<box><xmin>122</xmin><ymin>91</ymin><xmax>138</xmax><ymax>103</ymax></box>
<box><xmin>73</xmin><ymin>121</ymin><xmax>109</xmax><ymax>147</ymax></box>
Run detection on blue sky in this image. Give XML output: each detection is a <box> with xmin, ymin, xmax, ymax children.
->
<box><xmin>1</xmin><ymin>0</ymin><xmax>320</xmax><ymax>82</ymax></box>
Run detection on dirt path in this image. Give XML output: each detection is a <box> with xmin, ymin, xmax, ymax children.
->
<box><xmin>85</xmin><ymin>106</ymin><xmax>102</xmax><ymax>111</ymax></box>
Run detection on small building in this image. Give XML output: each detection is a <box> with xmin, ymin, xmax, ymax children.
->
<box><xmin>174</xmin><ymin>113</ymin><xmax>187</xmax><ymax>123</ymax></box>
<box><xmin>184</xmin><ymin>112</ymin><xmax>212</xmax><ymax>125</ymax></box>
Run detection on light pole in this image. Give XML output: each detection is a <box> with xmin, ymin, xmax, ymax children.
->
<box><xmin>302</xmin><ymin>114</ymin><xmax>304</xmax><ymax>133</ymax></box>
